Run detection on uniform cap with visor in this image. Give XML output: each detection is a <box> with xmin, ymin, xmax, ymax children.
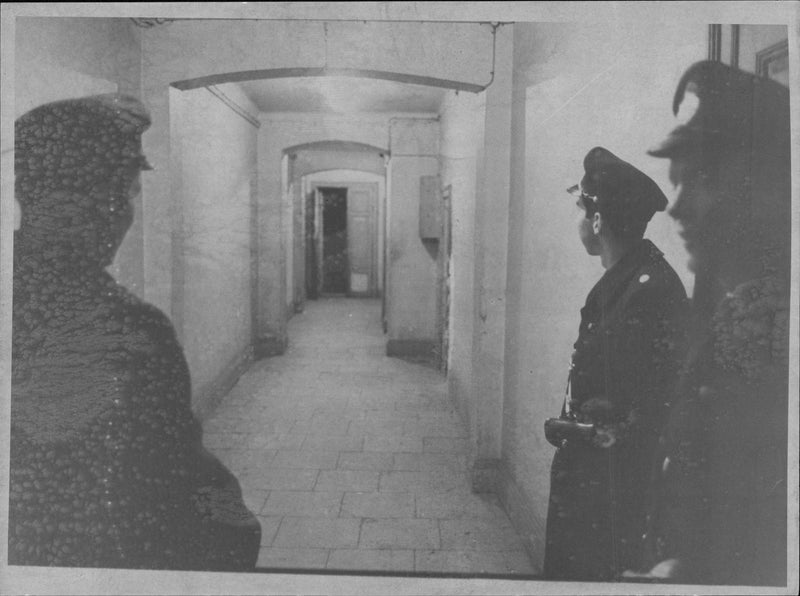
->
<box><xmin>647</xmin><ymin>60</ymin><xmax>789</xmax><ymax>159</ymax></box>
<box><xmin>567</xmin><ymin>147</ymin><xmax>668</xmax><ymax>229</ymax></box>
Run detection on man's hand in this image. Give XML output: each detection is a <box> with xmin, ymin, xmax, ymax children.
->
<box><xmin>622</xmin><ymin>558</ymin><xmax>682</xmax><ymax>580</ymax></box>
<box><xmin>592</xmin><ymin>425</ymin><xmax>617</xmax><ymax>448</ymax></box>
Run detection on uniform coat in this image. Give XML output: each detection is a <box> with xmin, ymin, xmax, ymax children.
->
<box><xmin>642</xmin><ymin>274</ymin><xmax>789</xmax><ymax>586</ymax></box>
<box><xmin>544</xmin><ymin>239</ymin><xmax>688</xmax><ymax>581</ymax></box>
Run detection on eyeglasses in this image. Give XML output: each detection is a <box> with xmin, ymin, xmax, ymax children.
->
<box><xmin>566</xmin><ymin>184</ymin><xmax>598</xmax><ymax>206</ymax></box>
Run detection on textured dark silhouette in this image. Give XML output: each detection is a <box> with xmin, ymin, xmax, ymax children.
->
<box><xmin>10</xmin><ymin>95</ymin><xmax>261</xmax><ymax>570</ymax></box>
<box><xmin>640</xmin><ymin>60</ymin><xmax>791</xmax><ymax>586</ymax></box>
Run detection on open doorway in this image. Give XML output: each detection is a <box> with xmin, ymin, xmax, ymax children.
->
<box><xmin>305</xmin><ymin>180</ymin><xmax>381</xmax><ymax>301</ymax></box>
<box><xmin>319</xmin><ymin>187</ymin><xmax>349</xmax><ymax>295</ymax></box>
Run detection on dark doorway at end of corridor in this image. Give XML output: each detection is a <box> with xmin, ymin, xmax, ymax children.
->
<box><xmin>320</xmin><ymin>187</ymin><xmax>349</xmax><ymax>295</ymax></box>
<box><xmin>307</xmin><ymin>186</ymin><xmax>349</xmax><ymax>298</ymax></box>
<box><xmin>306</xmin><ymin>182</ymin><xmax>381</xmax><ymax>301</ymax></box>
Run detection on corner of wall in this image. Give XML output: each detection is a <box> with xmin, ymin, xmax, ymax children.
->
<box><xmin>254</xmin><ymin>333</ymin><xmax>288</xmax><ymax>359</ymax></box>
<box><xmin>497</xmin><ymin>460</ymin><xmax>546</xmax><ymax>573</ymax></box>
<box><xmin>194</xmin><ymin>345</ymin><xmax>255</xmax><ymax>421</ymax></box>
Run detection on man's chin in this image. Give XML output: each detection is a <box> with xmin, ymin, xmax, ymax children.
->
<box><xmin>682</xmin><ymin>241</ymin><xmax>705</xmax><ymax>274</ymax></box>
<box><xmin>685</xmin><ymin>249</ymin><xmax>716</xmax><ymax>276</ymax></box>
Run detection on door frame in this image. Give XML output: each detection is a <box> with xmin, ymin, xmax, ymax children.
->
<box><xmin>344</xmin><ymin>181</ymin><xmax>379</xmax><ymax>298</ymax></box>
<box><xmin>309</xmin><ymin>180</ymin><xmax>380</xmax><ymax>299</ymax></box>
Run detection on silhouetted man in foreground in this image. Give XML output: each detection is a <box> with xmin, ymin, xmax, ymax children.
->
<box><xmin>627</xmin><ymin>60</ymin><xmax>791</xmax><ymax>586</ymax></box>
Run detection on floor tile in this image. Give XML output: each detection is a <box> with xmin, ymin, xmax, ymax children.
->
<box><xmin>414</xmin><ymin>549</ymin><xmax>536</xmax><ymax>574</ymax></box>
<box><xmin>257</xmin><ymin>547</ymin><xmax>330</xmax><ymax>569</ymax></box>
<box><xmin>254</xmin><ymin>516</ymin><xmax>283</xmax><ymax>546</ymax></box>
<box><xmin>422</xmin><ymin>437</ymin><xmax>471</xmax><ymax>453</ymax></box>
<box><xmin>405</xmin><ymin>418</ymin><xmax>468</xmax><ymax>438</ymax></box>
<box><xmin>327</xmin><ymin>549</ymin><xmax>414</xmax><ymax>571</ymax></box>
<box><xmin>240</xmin><ymin>487</ymin><xmax>270</xmax><ymax>515</ymax></box>
<box><xmin>379</xmin><ymin>470</ymin><xmax>469</xmax><ymax>493</ymax></box>
<box><xmin>392</xmin><ymin>452</ymin><xmax>467</xmax><ymax>472</ymax></box>
<box><xmin>247</xmin><ymin>468</ymin><xmax>319</xmax><ymax>491</ymax></box>
<box><xmin>302</xmin><ymin>434</ymin><xmax>365</xmax><ymax>451</ymax></box>
<box><xmin>439</xmin><ymin>519</ymin><xmax>528</xmax><ymax>552</ymax></box>
<box><xmin>337</xmin><ymin>451</ymin><xmax>394</xmax><ymax>471</ymax></box>
<box><xmin>340</xmin><ymin>491</ymin><xmax>415</xmax><ymax>518</ymax></box>
<box><xmin>271</xmin><ymin>449</ymin><xmax>340</xmax><ymax>470</ymax></box>
<box><xmin>261</xmin><ymin>490</ymin><xmax>343</xmax><ymax>518</ymax></box>
<box><xmin>273</xmin><ymin>517</ymin><xmax>361</xmax><ymax>549</ymax></box>
<box><xmin>315</xmin><ymin>470</ymin><xmax>379</xmax><ymax>492</ymax></box>
<box><xmin>359</xmin><ymin>519</ymin><xmax>440</xmax><ymax>550</ymax></box>
<box><xmin>415</xmin><ymin>491</ymin><xmax>510</xmax><ymax>521</ymax></box>
<box><xmin>363</xmin><ymin>435</ymin><xmax>424</xmax><ymax>453</ymax></box>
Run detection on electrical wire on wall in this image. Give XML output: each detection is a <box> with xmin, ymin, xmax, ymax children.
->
<box><xmin>160</xmin><ymin>19</ymin><xmax>512</xmax><ymax>95</ymax></box>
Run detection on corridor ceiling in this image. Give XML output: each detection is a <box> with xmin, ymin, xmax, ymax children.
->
<box><xmin>236</xmin><ymin>76</ymin><xmax>446</xmax><ymax>113</ymax></box>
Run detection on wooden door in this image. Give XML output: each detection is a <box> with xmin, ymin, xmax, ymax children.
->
<box><xmin>346</xmin><ymin>183</ymin><xmax>378</xmax><ymax>297</ymax></box>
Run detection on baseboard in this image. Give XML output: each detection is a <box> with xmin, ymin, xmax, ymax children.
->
<box><xmin>496</xmin><ymin>461</ymin><xmax>546</xmax><ymax>574</ymax></box>
<box><xmin>385</xmin><ymin>339</ymin><xmax>438</xmax><ymax>367</ymax></box>
<box><xmin>254</xmin><ymin>333</ymin><xmax>287</xmax><ymax>359</ymax></box>
<box><xmin>194</xmin><ymin>345</ymin><xmax>254</xmax><ymax>421</ymax></box>
<box><xmin>470</xmin><ymin>457</ymin><xmax>501</xmax><ymax>493</ymax></box>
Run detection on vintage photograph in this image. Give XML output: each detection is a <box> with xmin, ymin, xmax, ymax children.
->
<box><xmin>1</xmin><ymin>3</ymin><xmax>797</xmax><ymax>595</ymax></box>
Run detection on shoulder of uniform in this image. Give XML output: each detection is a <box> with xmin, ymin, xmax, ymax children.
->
<box><xmin>635</xmin><ymin>255</ymin><xmax>686</xmax><ymax>295</ymax></box>
<box><xmin>624</xmin><ymin>262</ymin><xmax>688</xmax><ymax>312</ymax></box>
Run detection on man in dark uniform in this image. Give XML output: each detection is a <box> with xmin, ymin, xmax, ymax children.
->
<box><xmin>625</xmin><ymin>60</ymin><xmax>791</xmax><ymax>586</ymax></box>
<box><xmin>543</xmin><ymin>147</ymin><xmax>689</xmax><ymax>581</ymax></box>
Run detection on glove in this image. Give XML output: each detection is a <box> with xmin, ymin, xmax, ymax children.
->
<box><xmin>544</xmin><ymin>417</ymin><xmax>596</xmax><ymax>448</ymax></box>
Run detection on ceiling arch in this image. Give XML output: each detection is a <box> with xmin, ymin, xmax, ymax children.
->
<box><xmin>285</xmin><ymin>140</ymin><xmax>387</xmax><ymax>156</ymax></box>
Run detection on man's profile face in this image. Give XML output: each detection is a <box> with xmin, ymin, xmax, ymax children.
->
<box><xmin>667</xmin><ymin>156</ymin><xmax>720</xmax><ymax>274</ymax></box>
<box><xmin>576</xmin><ymin>198</ymin><xmax>601</xmax><ymax>256</ymax></box>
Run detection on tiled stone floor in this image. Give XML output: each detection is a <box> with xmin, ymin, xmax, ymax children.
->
<box><xmin>202</xmin><ymin>297</ymin><xmax>535</xmax><ymax>575</ymax></box>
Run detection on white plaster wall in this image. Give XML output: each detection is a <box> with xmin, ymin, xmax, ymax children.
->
<box><xmin>502</xmin><ymin>21</ymin><xmax>707</xmax><ymax>570</ymax></box>
<box><xmin>387</xmin><ymin>118</ymin><xmax>440</xmax><ymax>340</ymax></box>
<box><xmin>468</xmin><ymin>26</ymin><xmax>515</xmax><ymax>476</ymax></box>
<box><xmin>440</xmin><ymin>26</ymin><xmax>513</xmax><ymax>480</ymax></box>
<box><xmin>14</xmin><ymin>17</ymin><xmax>141</xmax><ymax>101</ymax></box>
<box><xmin>172</xmin><ymin>84</ymin><xmax>258</xmax><ymax>413</ymax></box>
<box><xmin>439</xmin><ymin>90</ymin><xmax>485</xmax><ymax>436</ymax></box>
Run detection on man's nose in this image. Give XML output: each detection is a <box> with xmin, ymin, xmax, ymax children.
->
<box><xmin>668</xmin><ymin>191</ymin><xmax>690</xmax><ymax>223</ymax></box>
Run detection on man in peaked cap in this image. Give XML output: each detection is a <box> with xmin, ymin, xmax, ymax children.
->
<box><xmin>624</xmin><ymin>61</ymin><xmax>791</xmax><ymax>586</ymax></box>
<box><xmin>569</xmin><ymin>147</ymin><xmax>670</xmax><ymax>252</ymax></box>
<box><xmin>543</xmin><ymin>147</ymin><xmax>688</xmax><ymax>581</ymax></box>
<box><xmin>11</xmin><ymin>95</ymin><xmax>262</xmax><ymax>570</ymax></box>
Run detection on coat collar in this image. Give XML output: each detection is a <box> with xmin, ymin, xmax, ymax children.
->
<box><xmin>585</xmin><ymin>239</ymin><xmax>662</xmax><ymax>313</ymax></box>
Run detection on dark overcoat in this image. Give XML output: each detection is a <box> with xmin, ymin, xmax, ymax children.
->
<box><xmin>543</xmin><ymin>239</ymin><xmax>688</xmax><ymax>581</ymax></box>
<box><xmin>641</xmin><ymin>274</ymin><xmax>789</xmax><ymax>586</ymax></box>
<box><xmin>9</xmin><ymin>245</ymin><xmax>262</xmax><ymax>571</ymax></box>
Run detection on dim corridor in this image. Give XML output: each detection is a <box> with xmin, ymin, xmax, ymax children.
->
<box><xmin>201</xmin><ymin>297</ymin><xmax>535</xmax><ymax>575</ymax></box>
